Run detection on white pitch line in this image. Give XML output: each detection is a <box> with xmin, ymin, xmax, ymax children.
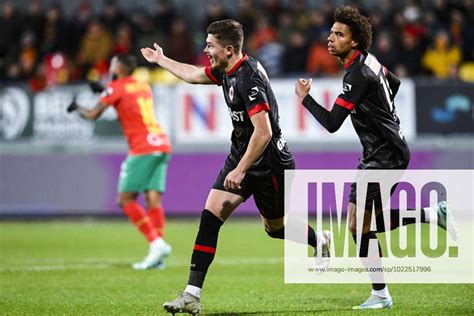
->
<box><xmin>0</xmin><ymin>257</ymin><xmax>283</xmax><ymax>273</ymax></box>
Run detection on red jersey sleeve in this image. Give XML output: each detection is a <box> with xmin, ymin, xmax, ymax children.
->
<box><xmin>99</xmin><ymin>81</ymin><xmax>122</xmax><ymax>106</ymax></box>
<box><xmin>204</xmin><ymin>66</ymin><xmax>223</xmax><ymax>86</ymax></box>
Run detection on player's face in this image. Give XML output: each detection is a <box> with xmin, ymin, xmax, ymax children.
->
<box><xmin>204</xmin><ymin>34</ymin><xmax>229</xmax><ymax>70</ymax></box>
<box><xmin>327</xmin><ymin>22</ymin><xmax>357</xmax><ymax>57</ymax></box>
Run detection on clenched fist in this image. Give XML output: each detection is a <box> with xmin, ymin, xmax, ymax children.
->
<box><xmin>295</xmin><ymin>78</ymin><xmax>313</xmax><ymax>99</ymax></box>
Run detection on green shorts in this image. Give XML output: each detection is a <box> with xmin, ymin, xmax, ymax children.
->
<box><xmin>118</xmin><ymin>153</ymin><xmax>171</xmax><ymax>193</ymax></box>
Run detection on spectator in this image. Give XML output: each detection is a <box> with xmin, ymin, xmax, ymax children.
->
<box><xmin>152</xmin><ymin>0</ymin><xmax>176</xmax><ymax>34</ymax></box>
<box><xmin>289</xmin><ymin>0</ymin><xmax>310</xmax><ymax>31</ymax></box>
<box><xmin>100</xmin><ymin>0</ymin><xmax>126</xmax><ymax>33</ymax></box>
<box><xmin>375</xmin><ymin>0</ymin><xmax>395</xmax><ymax>30</ymax></box>
<box><xmin>371</xmin><ymin>32</ymin><xmax>398</xmax><ymax>71</ymax></box>
<box><xmin>307</xmin><ymin>10</ymin><xmax>330</xmax><ymax>44</ymax></box>
<box><xmin>113</xmin><ymin>23</ymin><xmax>133</xmax><ymax>55</ymax></box>
<box><xmin>248</xmin><ymin>16</ymin><xmax>278</xmax><ymax>53</ymax></box>
<box><xmin>7</xmin><ymin>31</ymin><xmax>38</xmax><ymax>80</ymax></box>
<box><xmin>203</xmin><ymin>1</ymin><xmax>231</xmax><ymax>30</ymax></box>
<box><xmin>0</xmin><ymin>2</ymin><xmax>22</xmax><ymax>78</ymax></box>
<box><xmin>422</xmin><ymin>30</ymin><xmax>461</xmax><ymax>79</ymax></box>
<box><xmin>255</xmin><ymin>40</ymin><xmax>284</xmax><ymax>77</ymax></box>
<box><xmin>282</xmin><ymin>30</ymin><xmax>308</xmax><ymax>74</ymax></box>
<box><xmin>76</xmin><ymin>20</ymin><xmax>113</xmax><ymax>76</ymax></box>
<box><xmin>1</xmin><ymin>0</ymin><xmax>470</xmax><ymax>81</ymax></box>
<box><xmin>306</xmin><ymin>33</ymin><xmax>340</xmax><ymax>77</ymax></box>
<box><xmin>394</xmin><ymin>31</ymin><xmax>423</xmax><ymax>77</ymax></box>
<box><xmin>22</xmin><ymin>0</ymin><xmax>45</xmax><ymax>50</ymax></box>
<box><xmin>132</xmin><ymin>12</ymin><xmax>167</xmax><ymax>66</ymax></box>
<box><xmin>41</xmin><ymin>4</ymin><xmax>67</xmax><ymax>55</ymax></box>
<box><xmin>260</xmin><ymin>0</ymin><xmax>282</xmax><ymax>28</ymax></box>
<box><xmin>167</xmin><ymin>17</ymin><xmax>195</xmax><ymax>64</ymax></box>
<box><xmin>43</xmin><ymin>52</ymin><xmax>70</xmax><ymax>88</ymax></box>
<box><xmin>277</xmin><ymin>12</ymin><xmax>297</xmax><ymax>48</ymax></box>
<box><xmin>237</xmin><ymin>0</ymin><xmax>258</xmax><ymax>42</ymax></box>
<box><xmin>432</xmin><ymin>0</ymin><xmax>450</xmax><ymax>28</ymax></box>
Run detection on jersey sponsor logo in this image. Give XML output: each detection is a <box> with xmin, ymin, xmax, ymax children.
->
<box><xmin>229</xmin><ymin>109</ymin><xmax>245</xmax><ymax>122</ymax></box>
<box><xmin>229</xmin><ymin>85</ymin><xmax>234</xmax><ymax>101</ymax></box>
<box><xmin>277</xmin><ymin>135</ymin><xmax>287</xmax><ymax>151</ymax></box>
<box><xmin>101</xmin><ymin>87</ymin><xmax>113</xmax><ymax>98</ymax></box>
<box><xmin>147</xmin><ymin>133</ymin><xmax>164</xmax><ymax>146</ymax></box>
<box><xmin>343</xmin><ymin>82</ymin><xmax>352</xmax><ymax>92</ymax></box>
<box><xmin>248</xmin><ymin>86</ymin><xmax>259</xmax><ymax>101</ymax></box>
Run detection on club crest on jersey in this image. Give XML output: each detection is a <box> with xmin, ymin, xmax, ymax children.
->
<box><xmin>343</xmin><ymin>82</ymin><xmax>352</xmax><ymax>92</ymax></box>
<box><xmin>248</xmin><ymin>86</ymin><xmax>259</xmax><ymax>101</ymax></box>
<box><xmin>228</xmin><ymin>85</ymin><xmax>234</xmax><ymax>101</ymax></box>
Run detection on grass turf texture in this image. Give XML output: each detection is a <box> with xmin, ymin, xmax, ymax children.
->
<box><xmin>0</xmin><ymin>220</ymin><xmax>472</xmax><ymax>315</ymax></box>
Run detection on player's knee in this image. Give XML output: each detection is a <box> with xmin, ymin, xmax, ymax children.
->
<box><xmin>145</xmin><ymin>191</ymin><xmax>162</xmax><ymax>209</ymax></box>
<box><xmin>117</xmin><ymin>195</ymin><xmax>135</xmax><ymax>208</ymax></box>
<box><xmin>266</xmin><ymin>227</ymin><xmax>284</xmax><ymax>240</ymax></box>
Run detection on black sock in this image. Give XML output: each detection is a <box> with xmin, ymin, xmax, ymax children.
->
<box><xmin>375</xmin><ymin>208</ymin><xmax>426</xmax><ymax>232</ymax></box>
<box><xmin>187</xmin><ymin>209</ymin><xmax>223</xmax><ymax>289</ymax></box>
<box><xmin>266</xmin><ymin>224</ymin><xmax>317</xmax><ymax>248</ymax></box>
<box><xmin>352</xmin><ymin>232</ymin><xmax>385</xmax><ymax>291</ymax></box>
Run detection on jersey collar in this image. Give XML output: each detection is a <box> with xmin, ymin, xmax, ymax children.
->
<box><xmin>343</xmin><ymin>50</ymin><xmax>361</xmax><ymax>70</ymax></box>
<box><xmin>227</xmin><ymin>54</ymin><xmax>248</xmax><ymax>75</ymax></box>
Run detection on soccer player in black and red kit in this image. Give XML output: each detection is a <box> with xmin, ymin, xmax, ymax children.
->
<box><xmin>142</xmin><ymin>19</ymin><xmax>331</xmax><ymax>314</ymax></box>
<box><xmin>296</xmin><ymin>6</ymin><xmax>456</xmax><ymax>310</ymax></box>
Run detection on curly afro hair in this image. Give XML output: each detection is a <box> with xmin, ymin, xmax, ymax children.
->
<box><xmin>334</xmin><ymin>6</ymin><xmax>372</xmax><ymax>51</ymax></box>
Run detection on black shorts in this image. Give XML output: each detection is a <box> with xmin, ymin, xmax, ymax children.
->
<box><xmin>212</xmin><ymin>158</ymin><xmax>295</xmax><ymax>220</ymax></box>
<box><xmin>349</xmin><ymin>162</ymin><xmax>409</xmax><ymax>210</ymax></box>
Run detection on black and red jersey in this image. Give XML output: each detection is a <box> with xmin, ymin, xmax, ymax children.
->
<box><xmin>205</xmin><ymin>54</ymin><xmax>294</xmax><ymax>176</ymax></box>
<box><xmin>303</xmin><ymin>50</ymin><xmax>410</xmax><ymax>168</ymax></box>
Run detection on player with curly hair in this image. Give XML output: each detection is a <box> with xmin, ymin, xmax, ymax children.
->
<box><xmin>296</xmin><ymin>6</ymin><xmax>454</xmax><ymax>310</ymax></box>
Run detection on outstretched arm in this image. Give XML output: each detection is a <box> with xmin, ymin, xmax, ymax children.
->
<box><xmin>141</xmin><ymin>43</ymin><xmax>212</xmax><ymax>84</ymax></box>
<box><xmin>295</xmin><ymin>79</ymin><xmax>351</xmax><ymax>133</ymax></box>
<box><xmin>67</xmin><ymin>100</ymin><xmax>108</xmax><ymax>121</ymax></box>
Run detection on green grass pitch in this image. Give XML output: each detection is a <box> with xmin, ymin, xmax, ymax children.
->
<box><xmin>0</xmin><ymin>219</ymin><xmax>472</xmax><ymax>315</ymax></box>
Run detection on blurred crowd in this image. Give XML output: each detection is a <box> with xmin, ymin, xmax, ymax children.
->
<box><xmin>0</xmin><ymin>0</ymin><xmax>473</xmax><ymax>90</ymax></box>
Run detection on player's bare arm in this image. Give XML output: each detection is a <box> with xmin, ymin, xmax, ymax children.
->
<box><xmin>223</xmin><ymin>111</ymin><xmax>272</xmax><ymax>191</ymax></box>
<box><xmin>295</xmin><ymin>78</ymin><xmax>351</xmax><ymax>133</ymax></box>
<box><xmin>141</xmin><ymin>43</ymin><xmax>212</xmax><ymax>84</ymax></box>
<box><xmin>72</xmin><ymin>102</ymin><xmax>108</xmax><ymax>121</ymax></box>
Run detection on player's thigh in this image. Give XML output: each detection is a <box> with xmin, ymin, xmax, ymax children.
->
<box><xmin>145</xmin><ymin>153</ymin><xmax>171</xmax><ymax>194</ymax></box>
<box><xmin>118</xmin><ymin>155</ymin><xmax>153</xmax><ymax>193</ymax></box>
<box><xmin>209</xmin><ymin>159</ymin><xmax>252</xmax><ymax>222</ymax></box>
<box><xmin>212</xmin><ymin>157</ymin><xmax>252</xmax><ymax>198</ymax></box>
<box><xmin>252</xmin><ymin>173</ymin><xmax>285</xmax><ymax>222</ymax></box>
<box><xmin>205</xmin><ymin>189</ymin><xmax>244</xmax><ymax>222</ymax></box>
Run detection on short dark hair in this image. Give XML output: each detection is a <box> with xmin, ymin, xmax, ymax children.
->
<box><xmin>114</xmin><ymin>54</ymin><xmax>136</xmax><ymax>75</ymax></box>
<box><xmin>207</xmin><ymin>19</ymin><xmax>244</xmax><ymax>53</ymax></box>
<box><xmin>334</xmin><ymin>6</ymin><xmax>372</xmax><ymax>51</ymax></box>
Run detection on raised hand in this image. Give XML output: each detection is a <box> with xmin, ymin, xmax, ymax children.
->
<box><xmin>140</xmin><ymin>43</ymin><xmax>165</xmax><ymax>64</ymax></box>
<box><xmin>295</xmin><ymin>78</ymin><xmax>313</xmax><ymax>99</ymax></box>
